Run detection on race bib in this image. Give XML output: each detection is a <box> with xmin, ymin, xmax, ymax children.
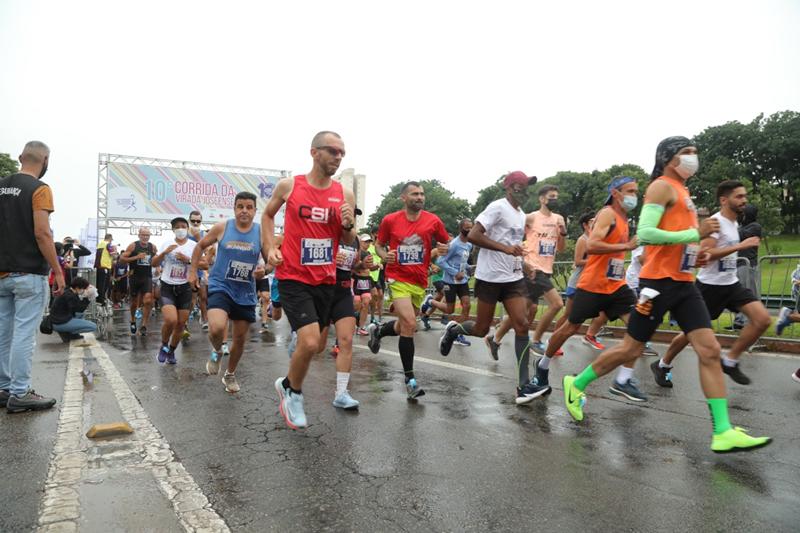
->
<box><xmin>301</xmin><ymin>238</ymin><xmax>333</xmax><ymax>266</ymax></box>
<box><xmin>336</xmin><ymin>247</ymin><xmax>357</xmax><ymax>271</ymax></box>
<box><xmin>680</xmin><ymin>244</ymin><xmax>700</xmax><ymax>273</ymax></box>
<box><xmin>513</xmin><ymin>256</ymin><xmax>523</xmax><ymax>273</ymax></box>
<box><xmin>538</xmin><ymin>239</ymin><xmax>556</xmax><ymax>257</ymax></box>
<box><xmin>137</xmin><ymin>254</ymin><xmax>151</xmax><ymax>266</ymax></box>
<box><xmin>606</xmin><ymin>258</ymin><xmax>625</xmax><ymax>281</ymax></box>
<box><xmin>719</xmin><ymin>255</ymin><xmax>737</xmax><ymax>272</ymax></box>
<box><xmin>225</xmin><ymin>260</ymin><xmax>254</xmax><ymax>282</ymax></box>
<box><xmin>356</xmin><ymin>278</ymin><xmax>371</xmax><ymax>291</ymax></box>
<box><xmin>398</xmin><ymin>244</ymin><xmax>424</xmax><ymax>265</ymax></box>
<box><xmin>169</xmin><ymin>263</ymin><xmax>188</xmax><ymax>280</ymax></box>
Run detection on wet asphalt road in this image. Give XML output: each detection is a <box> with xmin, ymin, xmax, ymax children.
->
<box><xmin>4</xmin><ymin>310</ymin><xmax>800</xmax><ymax>532</ymax></box>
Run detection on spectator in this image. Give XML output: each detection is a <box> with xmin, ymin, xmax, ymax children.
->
<box><xmin>51</xmin><ymin>277</ymin><xmax>98</xmax><ymax>342</ymax></box>
<box><xmin>733</xmin><ymin>204</ymin><xmax>762</xmax><ymax>329</ymax></box>
<box><xmin>61</xmin><ymin>236</ymin><xmax>91</xmax><ymax>285</ymax></box>
<box><xmin>94</xmin><ymin>233</ymin><xmax>114</xmax><ymax>305</ymax></box>
<box><xmin>0</xmin><ymin>140</ymin><xmax>62</xmax><ymax>413</ymax></box>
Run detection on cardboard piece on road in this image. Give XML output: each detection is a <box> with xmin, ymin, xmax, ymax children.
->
<box><xmin>86</xmin><ymin>422</ymin><xmax>134</xmax><ymax>439</ymax></box>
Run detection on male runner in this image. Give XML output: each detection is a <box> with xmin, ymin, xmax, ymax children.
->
<box><xmin>265</xmin><ymin>131</ymin><xmax>356</xmax><ymax>429</ymax></box>
<box><xmin>367</xmin><ymin>181</ymin><xmax>450</xmax><ymax>399</ymax></box>
<box><xmin>111</xmin><ymin>252</ymin><xmax>130</xmax><ymax>308</ymax></box>
<box><xmin>153</xmin><ymin>217</ymin><xmax>199</xmax><ymax>365</ymax></box>
<box><xmin>367</xmin><ymin>233</ymin><xmax>385</xmax><ymax>324</ymax></box>
<box><xmin>532</xmin><ymin>177</ymin><xmax>642</xmax><ymax>399</ymax></box>
<box><xmin>353</xmin><ymin>234</ymin><xmax>375</xmax><ymax>335</ymax></box>
<box><xmin>651</xmin><ymin>180</ymin><xmax>770</xmax><ymax>387</ymax></box>
<box><xmin>419</xmin><ymin>255</ymin><xmax>447</xmax><ymax>330</ymax></box>
<box><xmin>191</xmin><ymin>192</ymin><xmax>263</xmax><ymax>394</ymax></box>
<box><xmin>562</xmin><ymin>136</ymin><xmax>771</xmax><ymax>453</ymax></box>
<box><xmin>440</xmin><ymin>172</ymin><xmax>550</xmax><ymax>404</ymax></box>
<box><xmin>188</xmin><ymin>210</ymin><xmax>209</xmax><ymax>330</ymax></box>
<box><xmin>121</xmin><ymin>227</ymin><xmax>157</xmax><ymax>335</ymax></box>
<box><xmin>256</xmin><ymin>257</ymin><xmax>272</xmax><ymax>331</ymax></box>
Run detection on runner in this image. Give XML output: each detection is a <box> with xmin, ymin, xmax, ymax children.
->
<box><xmin>367</xmin><ymin>181</ymin><xmax>450</xmax><ymax>399</ymax></box>
<box><xmin>419</xmin><ymin>253</ymin><xmax>447</xmax><ymax>330</ymax></box>
<box><xmin>111</xmin><ymin>251</ymin><xmax>130</xmax><ymax>309</ymax></box>
<box><xmin>120</xmin><ymin>227</ymin><xmax>157</xmax><ymax>335</ymax></box>
<box><xmin>190</xmin><ymin>192</ymin><xmax>263</xmax><ymax>394</ymax></box>
<box><xmin>562</xmin><ymin>136</ymin><xmax>771</xmax><ymax>453</ymax></box>
<box><xmin>188</xmin><ymin>210</ymin><xmax>209</xmax><ymax>330</ymax></box>
<box><xmin>776</xmin><ymin>265</ymin><xmax>800</xmax><ymax>382</ymax></box>
<box><xmin>256</xmin><ymin>257</ymin><xmax>272</xmax><ymax>331</ymax></box>
<box><xmin>651</xmin><ymin>180</ymin><xmax>770</xmax><ymax>387</ymax></box>
<box><xmin>152</xmin><ymin>217</ymin><xmax>199</xmax><ymax>365</ymax></box>
<box><xmin>353</xmin><ymin>234</ymin><xmax>375</xmax><ymax>336</ymax></box>
<box><xmin>532</xmin><ymin>177</ymin><xmax>642</xmax><ymax>400</ymax></box>
<box><xmin>625</xmin><ymin>245</ymin><xmax>659</xmax><ymax>358</ymax></box>
<box><xmin>367</xmin><ymin>232</ymin><xmax>385</xmax><ymax>325</ymax></box>
<box><xmin>439</xmin><ymin>172</ymin><xmax>551</xmax><ymax>404</ymax></box>
<box><xmin>266</xmin><ymin>131</ymin><xmax>356</xmax><ymax>429</ymax></box>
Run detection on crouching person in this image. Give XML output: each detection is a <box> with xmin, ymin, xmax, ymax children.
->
<box><xmin>51</xmin><ymin>277</ymin><xmax>97</xmax><ymax>342</ymax></box>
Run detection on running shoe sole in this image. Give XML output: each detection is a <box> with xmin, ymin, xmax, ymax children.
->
<box><xmin>515</xmin><ymin>386</ymin><xmax>551</xmax><ymax>405</ymax></box>
<box><xmin>712</xmin><ymin>440</ymin><xmax>772</xmax><ymax>454</ymax></box>
<box><xmin>274</xmin><ymin>377</ymin><xmax>300</xmax><ymax>430</ymax></box>
<box><xmin>367</xmin><ymin>324</ymin><xmax>381</xmax><ymax>354</ymax></box>
<box><xmin>608</xmin><ymin>384</ymin><xmax>647</xmax><ymax>402</ymax></box>
<box><xmin>439</xmin><ymin>321</ymin><xmax>459</xmax><ymax>356</ymax></box>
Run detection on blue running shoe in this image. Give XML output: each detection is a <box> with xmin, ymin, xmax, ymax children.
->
<box><xmin>406</xmin><ymin>378</ymin><xmax>425</xmax><ymax>399</ymax></box>
<box><xmin>333</xmin><ymin>391</ymin><xmax>360</xmax><ymax>410</ymax></box>
<box><xmin>420</xmin><ymin>294</ymin><xmax>433</xmax><ymax>315</ymax></box>
<box><xmin>454</xmin><ymin>334</ymin><xmax>471</xmax><ymax>346</ymax></box>
<box><xmin>135</xmin><ymin>308</ymin><xmax>142</xmax><ymax>320</ymax></box>
<box><xmin>421</xmin><ymin>314</ymin><xmax>431</xmax><ymax>331</ymax></box>
<box><xmin>166</xmin><ymin>347</ymin><xmax>177</xmax><ymax>365</ymax></box>
<box><xmin>515</xmin><ymin>381</ymin><xmax>550</xmax><ymax>405</ymax></box>
<box><xmin>275</xmin><ymin>377</ymin><xmax>307</xmax><ymax>429</ymax></box>
<box><xmin>157</xmin><ymin>344</ymin><xmax>169</xmax><ymax>364</ymax></box>
<box><xmin>531</xmin><ymin>341</ymin><xmax>546</xmax><ymax>355</ymax></box>
<box><xmin>206</xmin><ymin>350</ymin><xmax>221</xmax><ymax>375</ymax></box>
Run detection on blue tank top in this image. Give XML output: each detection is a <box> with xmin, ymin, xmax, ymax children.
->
<box><xmin>208</xmin><ymin>220</ymin><xmax>261</xmax><ymax>306</ymax></box>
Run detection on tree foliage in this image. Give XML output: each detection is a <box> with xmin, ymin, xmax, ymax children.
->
<box><xmin>0</xmin><ymin>153</ymin><xmax>19</xmax><ymax>177</ymax></box>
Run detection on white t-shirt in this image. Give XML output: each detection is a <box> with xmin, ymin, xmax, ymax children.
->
<box><xmin>697</xmin><ymin>212</ymin><xmax>739</xmax><ymax>286</ymax></box>
<box><xmin>626</xmin><ymin>245</ymin><xmax>645</xmax><ymax>290</ymax></box>
<box><xmin>474</xmin><ymin>198</ymin><xmax>526</xmax><ymax>283</ymax></box>
<box><xmin>160</xmin><ymin>239</ymin><xmax>197</xmax><ymax>285</ymax></box>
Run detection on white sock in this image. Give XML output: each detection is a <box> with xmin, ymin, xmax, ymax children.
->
<box><xmin>538</xmin><ymin>356</ymin><xmax>552</xmax><ymax>370</ymax></box>
<box><xmin>658</xmin><ymin>358</ymin><xmax>672</xmax><ymax>369</ymax></box>
<box><xmin>722</xmin><ymin>356</ymin><xmax>738</xmax><ymax>368</ymax></box>
<box><xmin>615</xmin><ymin>366</ymin><xmax>634</xmax><ymax>384</ymax></box>
<box><xmin>336</xmin><ymin>372</ymin><xmax>350</xmax><ymax>396</ymax></box>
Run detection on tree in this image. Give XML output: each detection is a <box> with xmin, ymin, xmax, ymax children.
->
<box><xmin>471</xmin><ymin>175</ymin><xmax>506</xmax><ymax>218</ymax></box>
<box><xmin>0</xmin><ymin>153</ymin><xmax>19</xmax><ymax>177</ymax></box>
<box><xmin>366</xmin><ymin>179</ymin><xmax>472</xmax><ymax>236</ymax></box>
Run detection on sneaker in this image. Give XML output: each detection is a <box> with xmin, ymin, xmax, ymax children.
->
<box><xmin>532</xmin><ymin>361</ymin><xmax>551</xmax><ymax>391</ymax></box>
<box><xmin>274</xmin><ymin>377</ymin><xmax>307</xmax><ymax>429</ymax></box>
<box><xmin>420</xmin><ymin>294</ymin><xmax>433</xmax><ymax>315</ymax></box>
<box><xmin>582</xmin><ymin>335</ymin><xmax>605</xmax><ymax>351</ymax></box>
<box><xmin>6</xmin><ymin>390</ymin><xmax>57</xmax><ymax>413</ymax></box>
<box><xmin>531</xmin><ymin>341</ymin><xmax>546</xmax><ymax>355</ymax></box>
<box><xmin>595</xmin><ymin>326</ymin><xmax>613</xmax><ymax>337</ymax></box>
<box><xmin>139</xmin><ymin>326</ymin><xmax>148</xmax><ymax>336</ymax></box>
<box><xmin>135</xmin><ymin>308</ymin><xmax>142</xmax><ymax>320</ymax></box>
<box><xmin>330</xmin><ymin>344</ymin><xmax>340</xmax><ymax>358</ymax></box>
<box><xmin>157</xmin><ymin>344</ymin><xmax>170</xmax><ymax>364</ymax></box>
<box><xmin>356</xmin><ymin>327</ymin><xmax>369</xmax><ymax>336</ymax></box>
<box><xmin>721</xmin><ymin>361</ymin><xmax>751</xmax><ymax>385</ymax></box>
<box><xmin>166</xmin><ymin>348</ymin><xmax>177</xmax><ymax>365</ymax></box>
<box><xmin>515</xmin><ymin>381</ymin><xmax>550</xmax><ymax>405</ymax></box>
<box><xmin>792</xmin><ymin>368</ymin><xmax>800</xmax><ymax>383</ymax></box>
<box><xmin>0</xmin><ymin>389</ymin><xmax>9</xmax><ymax>408</ymax></box>
<box><xmin>333</xmin><ymin>391</ymin><xmax>360</xmax><ymax>410</ymax></box>
<box><xmin>222</xmin><ymin>372</ymin><xmax>240</xmax><ymax>393</ymax></box>
<box><xmin>454</xmin><ymin>334</ymin><xmax>471</xmax><ymax>346</ymax></box>
<box><xmin>440</xmin><ymin>316</ymin><xmax>450</xmax><ymax>325</ymax></box>
<box><xmin>711</xmin><ymin>427</ymin><xmax>772</xmax><ymax>453</ymax></box>
<box><xmin>405</xmin><ymin>378</ymin><xmax>425</xmax><ymax>400</ymax></box>
<box><xmin>563</xmin><ymin>375</ymin><xmax>586</xmax><ymax>421</ymax></box>
<box><xmin>221</xmin><ymin>342</ymin><xmax>229</xmax><ymax>357</ymax></box>
<box><xmin>181</xmin><ymin>328</ymin><xmax>191</xmax><ymax>340</ymax></box>
<box><xmin>367</xmin><ymin>323</ymin><xmax>381</xmax><ymax>354</ymax></box>
<box><xmin>642</xmin><ymin>343</ymin><xmax>659</xmax><ymax>357</ymax></box>
<box><xmin>484</xmin><ymin>335</ymin><xmax>500</xmax><ymax>361</ymax></box>
<box><xmin>288</xmin><ymin>331</ymin><xmax>298</xmax><ymax>358</ymax></box>
<box><xmin>776</xmin><ymin>307</ymin><xmax>792</xmax><ymax>336</ymax></box>
<box><xmin>206</xmin><ymin>350</ymin><xmax>221</xmax><ymax>375</ymax></box>
<box><xmin>609</xmin><ymin>378</ymin><xmax>648</xmax><ymax>402</ymax></box>
<box><xmin>201</xmin><ymin>321</ymin><xmax>209</xmax><ymax>331</ymax></box>
<box><xmin>650</xmin><ymin>360</ymin><xmax>673</xmax><ymax>388</ymax></box>
<box><xmin>130</xmin><ymin>322</ymin><xmax>137</xmax><ymax>335</ymax></box>
<box><xmin>439</xmin><ymin>321</ymin><xmax>460</xmax><ymax>356</ymax></box>
<box><xmin>421</xmin><ymin>315</ymin><xmax>431</xmax><ymax>331</ymax></box>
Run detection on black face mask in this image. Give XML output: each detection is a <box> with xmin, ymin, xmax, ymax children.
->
<box><xmin>546</xmin><ymin>199</ymin><xmax>559</xmax><ymax>211</ymax></box>
<box><xmin>39</xmin><ymin>160</ymin><xmax>48</xmax><ymax>179</ymax></box>
<box><xmin>460</xmin><ymin>229</ymin><xmax>470</xmax><ymax>237</ymax></box>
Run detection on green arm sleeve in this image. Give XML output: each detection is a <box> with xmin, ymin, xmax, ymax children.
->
<box><xmin>637</xmin><ymin>204</ymin><xmax>700</xmax><ymax>245</ymax></box>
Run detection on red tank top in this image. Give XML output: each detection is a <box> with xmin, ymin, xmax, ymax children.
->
<box><xmin>276</xmin><ymin>175</ymin><xmax>344</xmax><ymax>286</ymax></box>
<box><xmin>577</xmin><ymin>207</ymin><xmax>629</xmax><ymax>294</ymax></box>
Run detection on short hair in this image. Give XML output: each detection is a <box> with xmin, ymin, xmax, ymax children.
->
<box><xmin>578</xmin><ymin>211</ymin><xmax>595</xmax><ymax>227</ymax></box>
<box><xmin>20</xmin><ymin>140</ymin><xmax>50</xmax><ymax>163</ymax></box>
<box><xmin>234</xmin><ymin>191</ymin><xmax>257</xmax><ymax>205</ymax></box>
<box><xmin>538</xmin><ymin>184</ymin><xmax>559</xmax><ymax>198</ymax></box>
<box><xmin>104</xmin><ymin>233</ymin><xmax>113</xmax><ymax>240</ymax></box>
<box><xmin>458</xmin><ymin>218</ymin><xmax>472</xmax><ymax>230</ymax></box>
<box><xmin>401</xmin><ymin>181</ymin><xmax>422</xmax><ymax>194</ymax></box>
<box><xmin>311</xmin><ymin>131</ymin><xmax>342</xmax><ymax>148</ymax></box>
<box><xmin>716</xmin><ymin>180</ymin><xmax>745</xmax><ymax>202</ymax></box>
<box><xmin>189</xmin><ymin>210</ymin><xmax>202</xmax><ymax>218</ymax></box>
<box><xmin>70</xmin><ymin>276</ymin><xmax>90</xmax><ymax>290</ymax></box>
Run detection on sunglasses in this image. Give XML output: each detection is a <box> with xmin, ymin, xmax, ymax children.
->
<box><xmin>316</xmin><ymin>146</ymin><xmax>345</xmax><ymax>158</ymax></box>
<box><xmin>190</xmin><ymin>220</ymin><xmax>202</xmax><ymax>224</ymax></box>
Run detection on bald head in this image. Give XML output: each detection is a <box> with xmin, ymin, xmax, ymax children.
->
<box><xmin>311</xmin><ymin>131</ymin><xmax>341</xmax><ymax>148</ymax></box>
<box><xmin>18</xmin><ymin>140</ymin><xmax>50</xmax><ymax>179</ymax></box>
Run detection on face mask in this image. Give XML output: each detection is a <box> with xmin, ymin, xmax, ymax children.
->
<box><xmin>546</xmin><ymin>199</ymin><xmax>559</xmax><ymax>211</ymax></box>
<box><xmin>39</xmin><ymin>161</ymin><xmax>48</xmax><ymax>179</ymax></box>
<box><xmin>174</xmin><ymin>229</ymin><xmax>188</xmax><ymax>240</ymax></box>
<box><xmin>622</xmin><ymin>195</ymin><xmax>638</xmax><ymax>212</ymax></box>
<box><xmin>509</xmin><ymin>189</ymin><xmax>528</xmax><ymax>205</ymax></box>
<box><xmin>675</xmin><ymin>154</ymin><xmax>699</xmax><ymax>178</ymax></box>
<box><xmin>460</xmin><ymin>229</ymin><xmax>470</xmax><ymax>237</ymax></box>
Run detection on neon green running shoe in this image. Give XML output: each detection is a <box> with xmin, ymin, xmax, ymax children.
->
<box><xmin>563</xmin><ymin>375</ymin><xmax>585</xmax><ymax>421</ymax></box>
<box><xmin>711</xmin><ymin>427</ymin><xmax>772</xmax><ymax>453</ymax></box>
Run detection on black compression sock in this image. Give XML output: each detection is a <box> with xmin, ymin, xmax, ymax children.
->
<box><xmin>459</xmin><ymin>320</ymin><xmax>475</xmax><ymax>336</ymax></box>
<box><xmin>282</xmin><ymin>377</ymin><xmax>301</xmax><ymax>395</ymax></box>
<box><xmin>379</xmin><ymin>320</ymin><xmax>398</xmax><ymax>338</ymax></box>
<box><xmin>399</xmin><ymin>336</ymin><xmax>415</xmax><ymax>381</ymax></box>
<box><xmin>514</xmin><ymin>335</ymin><xmax>532</xmax><ymax>387</ymax></box>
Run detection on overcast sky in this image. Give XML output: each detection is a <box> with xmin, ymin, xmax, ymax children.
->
<box><xmin>2</xmin><ymin>0</ymin><xmax>798</xmax><ymax>243</ymax></box>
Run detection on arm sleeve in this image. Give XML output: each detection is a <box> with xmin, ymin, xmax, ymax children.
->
<box><xmin>637</xmin><ymin>204</ymin><xmax>700</xmax><ymax>245</ymax></box>
<box><xmin>439</xmin><ymin>247</ymin><xmax>460</xmax><ymax>276</ymax></box>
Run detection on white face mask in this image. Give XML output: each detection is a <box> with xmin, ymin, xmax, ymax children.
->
<box><xmin>622</xmin><ymin>194</ymin><xmax>638</xmax><ymax>212</ymax></box>
<box><xmin>174</xmin><ymin>229</ymin><xmax>188</xmax><ymax>240</ymax></box>
<box><xmin>675</xmin><ymin>154</ymin><xmax>699</xmax><ymax>178</ymax></box>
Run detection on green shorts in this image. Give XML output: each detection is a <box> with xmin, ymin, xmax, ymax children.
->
<box><xmin>388</xmin><ymin>281</ymin><xmax>426</xmax><ymax>309</ymax></box>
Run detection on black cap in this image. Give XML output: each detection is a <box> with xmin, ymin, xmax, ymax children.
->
<box><xmin>171</xmin><ymin>216</ymin><xmax>189</xmax><ymax>228</ymax></box>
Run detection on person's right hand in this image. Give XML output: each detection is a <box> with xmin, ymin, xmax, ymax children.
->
<box><xmin>385</xmin><ymin>249</ymin><xmax>397</xmax><ymax>264</ymax></box>
<box><xmin>455</xmin><ymin>272</ymin><xmax>465</xmax><ymax>282</ymax></box>
<box><xmin>53</xmin><ymin>273</ymin><xmax>65</xmax><ymax>296</ymax></box>
<box><xmin>740</xmin><ymin>236</ymin><xmax>760</xmax><ymax>249</ymax></box>
<box><xmin>268</xmin><ymin>247</ymin><xmax>283</xmax><ymax>267</ymax></box>
<box><xmin>699</xmin><ymin>217</ymin><xmax>721</xmax><ymax>239</ymax></box>
<box><xmin>505</xmin><ymin>244</ymin><xmax>525</xmax><ymax>257</ymax></box>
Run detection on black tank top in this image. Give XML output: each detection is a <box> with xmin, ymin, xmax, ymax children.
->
<box><xmin>131</xmin><ymin>242</ymin><xmax>154</xmax><ymax>277</ymax></box>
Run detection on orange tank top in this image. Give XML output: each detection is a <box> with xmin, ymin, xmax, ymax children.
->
<box><xmin>577</xmin><ymin>207</ymin><xmax>629</xmax><ymax>294</ymax></box>
<box><xmin>639</xmin><ymin>176</ymin><xmax>699</xmax><ymax>282</ymax></box>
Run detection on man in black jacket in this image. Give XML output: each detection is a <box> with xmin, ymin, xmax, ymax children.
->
<box><xmin>51</xmin><ymin>277</ymin><xmax>97</xmax><ymax>342</ymax></box>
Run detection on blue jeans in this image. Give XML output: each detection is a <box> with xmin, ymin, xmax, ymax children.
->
<box><xmin>0</xmin><ymin>274</ymin><xmax>49</xmax><ymax>396</ymax></box>
<box><xmin>53</xmin><ymin>317</ymin><xmax>97</xmax><ymax>335</ymax></box>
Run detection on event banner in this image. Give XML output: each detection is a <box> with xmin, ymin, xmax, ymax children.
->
<box><xmin>107</xmin><ymin>162</ymin><xmax>285</xmax><ymax>225</ymax></box>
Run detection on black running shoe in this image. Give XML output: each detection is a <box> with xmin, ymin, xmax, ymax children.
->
<box><xmin>721</xmin><ymin>361</ymin><xmax>751</xmax><ymax>385</ymax></box>
<box><xmin>439</xmin><ymin>321</ymin><xmax>459</xmax><ymax>356</ymax></box>
<box><xmin>367</xmin><ymin>323</ymin><xmax>381</xmax><ymax>354</ymax></box>
<box><xmin>130</xmin><ymin>322</ymin><xmax>137</xmax><ymax>335</ymax></box>
<box><xmin>650</xmin><ymin>360</ymin><xmax>673</xmax><ymax>388</ymax></box>
<box><xmin>484</xmin><ymin>335</ymin><xmax>500</xmax><ymax>361</ymax></box>
<box><xmin>139</xmin><ymin>326</ymin><xmax>147</xmax><ymax>336</ymax></box>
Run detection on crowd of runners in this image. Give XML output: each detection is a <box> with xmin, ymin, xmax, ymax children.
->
<box><xmin>6</xmin><ymin>132</ymin><xmax>800</xmax><ymax>454</ymax></box>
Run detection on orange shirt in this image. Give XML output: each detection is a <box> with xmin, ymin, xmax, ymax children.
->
<box><xmin>640</xmin><ymin>176</ymin><xmax>699</xmax><ymax>283</ymax></box>
<box><xmin>524</xmin><ymin>211</ymin><xmax>564</xmax><ymax>275</ymax></box>
<box><xmin>577</xmin><ymin>207</ymin><xmax>628</xmax><ymax>294</ymax></box>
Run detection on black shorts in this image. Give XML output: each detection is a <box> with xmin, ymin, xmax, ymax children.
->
<box><xmin>278</xmin><ymin>279</ymin><xmax>336</xmax><ymax>332</ymax></box>
<box><xmin>433</xmin><ymin>280</ymin><xmax>445</xmax><ymax>293</ymax></box>
<box><xmin>208</xmin><ymin>291</ymin><xmax>256</xmax><ymax>323</ymax></box>
<box><xmin>569</xmin><ymin>286</ymin><xmax>635</xmax><ymax>324</ymax></box>
<box><xmin>160</xmin><ymin>282</ymin><xmax>193</xmax><ymax>311</ymax></box>
<box><xmin>444</xmin><ymin>282</ymin><xmax>470</xmax><ymax>304</ymax></box>
<box><xmin>330</xmin><ymin>284</ymin><xmax>356</xmax><ymax>324</ymax></box>
<box><xmin>130</xmin><ymin>276</ymin><xmax>152</xmax><ymax>296</ymax></box>
<box><xmin>113</xmin><ymin>278</ymin><xmax>128</xmax><ymax>292</ymax></box>
<box><xmin>526</xmin><ymin>271</ymin><xmax>554</xmax><ymax>302</ymax></box>
<box><xmin>627</xmin><ymin>279</ymin><xmax>712</xmax><ymax>342</ymax></box>
<box><xmin>256</xmin><ymin>277</ymin><xmax>270</xmax><ymax>293</ymax></box>
<box><xmin>353</xmin><ymin>276</ymin><xmax>373</xmax><ymax>296</ymax></box>
<box><xmin>697</xmin><ymin>280</ymin><xmax>757</xmax><ymax>319</ymax></box>
<box><xmin>474</xmin><ymin>278</ymin><xmax>528</xmax><ymax>304</ymax></box>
